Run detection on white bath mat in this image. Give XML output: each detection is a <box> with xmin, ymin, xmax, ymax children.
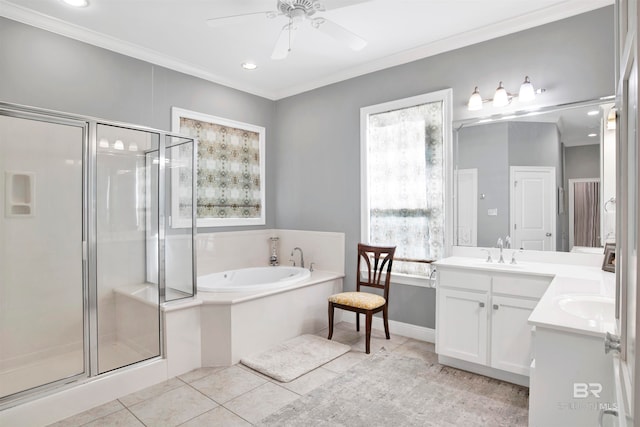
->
<box><xmin>240</xmin><ymin>334</ymin><xmax>350</xmax><ymax>383</ymax></box>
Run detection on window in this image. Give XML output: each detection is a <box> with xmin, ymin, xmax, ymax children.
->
<box><xmin>361</xmin><ymin>90</ymin><xmax>452</xmax><ymax>278</ymax></box>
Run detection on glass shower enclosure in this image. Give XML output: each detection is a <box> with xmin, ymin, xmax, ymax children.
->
<box><xmin>0</xmin><ymin>103</ymin><xmax>196</xmax><ymax>405</ymax></box>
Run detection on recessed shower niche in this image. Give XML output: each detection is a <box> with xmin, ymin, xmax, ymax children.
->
<box><xmin>4</xmin><ymin>172</ymin><xmax>34</xmax><ymax>216</ymax></box>
<box><xmin>0</xmin><ymin>103</ymin><xmax>196</xmax><ymax>407</ymax></box>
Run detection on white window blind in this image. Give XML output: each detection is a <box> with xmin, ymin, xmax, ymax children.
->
<box><xmin>361</xmin><ymin>90</ymin><xmax>451</xmax><ymax>277</ymax></box>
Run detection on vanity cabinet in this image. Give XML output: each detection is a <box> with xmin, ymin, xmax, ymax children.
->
<box><xmin>438</xmin><ymin>287</ymin><xmax>489</xmax><ymax>365</ymax></box>
<box><xmin>436</xmin><ymin>266</ymin><xmax>552</xmax><ymax>383</ymax></box>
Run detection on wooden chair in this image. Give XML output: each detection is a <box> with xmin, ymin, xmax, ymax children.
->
<box><xmin>327</xmin><ymin>243</ymin><xmax>396</xmax><ymax>354</ymax></box>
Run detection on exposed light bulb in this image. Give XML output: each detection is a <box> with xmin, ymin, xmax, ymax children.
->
<box><xmin>493</xmin><ymin>82</ymin><xmax>509</xmax><ymax>107</ymax></box>
<box><xmin>467</xmin><ymin>87</ymin><xmax>483</xmax><ymax>111</ymax></box>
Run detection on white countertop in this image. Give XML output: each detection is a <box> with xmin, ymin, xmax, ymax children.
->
<box><xmin>434</xmin><ymin>256</ymin><xmax>616</xmax><ymax>338</ymax></box>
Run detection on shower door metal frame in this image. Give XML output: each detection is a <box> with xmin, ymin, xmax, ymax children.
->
<box><xmin>0</xmin><ymin>103</ymin><xmax>90</xmax><ymax>408</ymax></box>
<box><xmin>0</xmin><ymin>101</ymin><xmax>197</xmax><ymax>407</ymax></box>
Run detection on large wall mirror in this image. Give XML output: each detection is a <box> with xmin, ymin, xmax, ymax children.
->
<box><xmin>453</xmin><ymin>99</ymin><xmax>616</xmax><ymax>253</ymax></box>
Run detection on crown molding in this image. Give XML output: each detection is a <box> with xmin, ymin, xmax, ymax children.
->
<box><xmin>1</xmin><ymin>0</ymin><xmax>613</xmax><ymax>101</ymax></box>
<box><xmin>0</xmin><ymin>0</ymin><xmax>278</xmax><ymax>100</ymax></box>
<box><xmin>273</xmin><ymin>0</ymin><xmax>614</xmax><ymax>99</ymax></box>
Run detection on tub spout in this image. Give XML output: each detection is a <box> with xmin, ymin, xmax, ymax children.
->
<box><xmin>291</xmin><ymin>247</ymin><xmax>304</xmax><ymax>268</ymax></box>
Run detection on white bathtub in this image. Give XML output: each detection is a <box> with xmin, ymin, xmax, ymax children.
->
<box><xmin>197</xmin><ymin>266</ymin><xmax>311</xmax><ymax>292</ymax></box>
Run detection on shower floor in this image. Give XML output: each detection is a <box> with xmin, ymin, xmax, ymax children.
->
<box><xmin>0</xmin><ymin>340</ymin><xmax>153</xmax><ymax>400</ymax></box>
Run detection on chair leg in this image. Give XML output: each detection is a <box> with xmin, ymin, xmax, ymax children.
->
<box><xmin>356</xmin><ymin>312</ymin><xmax>360</xmax><ymax>332</ymax></box>
<box><xmin>365</xmin><ymin>312</ymin><xmax>373</xmax><ymax>354</ymax></box>
<box><xmin>328</xmin><ymin>303</ymin><xmax>334</xmax><ymax>340</ymax></box>
<box><xmin>383</xmin><ymin>305</ymin><xmax>390</xmax><ymax>339</ymax></box>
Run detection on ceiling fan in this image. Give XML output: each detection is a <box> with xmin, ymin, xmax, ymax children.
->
<box><xmin>205</xmin><ymin>0</ymin><xmax>369</xmax><ymax>60</ymax></box>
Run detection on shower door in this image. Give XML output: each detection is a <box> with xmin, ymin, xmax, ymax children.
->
<box><xmin>95</xmin><ymin>124</ymin><xmax>161</xmax><ymax>374</ymax></box>
<box><xmin>0</xmin><ymin>111</ymin><xmax>87</xmax><ymax>401</ymax></box>
<box><xmin>0</xmin><ymin>103</ymin><xmax>196</xmax><ymax>406</ymax></box>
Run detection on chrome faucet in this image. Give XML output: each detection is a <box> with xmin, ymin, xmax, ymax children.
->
<box><xmin>291</xmin><ymin>247</ymin><xmax>304</xmax><ymax>268</ymax></box>
<box><xmin>497</xmin><ymin>238</ymin><xmax>505</xmax><ymax>263</ymax></box>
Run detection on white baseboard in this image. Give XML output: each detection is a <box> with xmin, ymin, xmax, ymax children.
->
<box><xmin>342</xmin><ymin>315</ymin><xmax>435</xmax><ymax>343</ymax></box>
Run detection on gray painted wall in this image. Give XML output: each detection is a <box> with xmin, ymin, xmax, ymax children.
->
<box><xmin>0</xmin><ymin>6</ymin><xmax>615</xmax><ymax>330</ymax></box>
<box><xmin>0</xmin><ymin>17</ymin><xmax>278</xmax><ymax>231</ymax></box>
<box><xmin>565</xmin><ymin>144</ymin><xmax>601</xmax><ymax>180</ymax></box>
<box><xmin>457</xmin><ymin>123</ymin><xmax>510</xmax><ymax>247</ymax></box>
<box><xmin>274</xmin><ymin>7</ymin><xmax>614</xmax><ymax>329</ymax></box>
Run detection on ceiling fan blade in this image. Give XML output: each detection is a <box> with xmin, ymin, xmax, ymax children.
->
<box><xmin>312</xmin><ymin>18</ymin><xmax>367</xmax><ymax>51</ymax></box>
<box><xmin>206</xmin><ymin>11</ymin><xmax>276</xmax><ymax>28</ymax></box>
<box><xmin>318</xmin><ymin>0</ymin><xmax>373</xmax><ymax>12</ymax></box>
<box><xmin>271</xmin><ymin>24</ymin><xmax>297</xmax><ymax>60</ymax></box>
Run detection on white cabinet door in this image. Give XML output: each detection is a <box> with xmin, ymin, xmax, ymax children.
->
<box><xmin>437</xmin><ymin>288</ymin><xmax>488</xmax><ymax>365</ymax></box>
<box><xmin>490</xmin><ymin>295</ymin><xmax>537</xmax><ymax>375</ymax></box>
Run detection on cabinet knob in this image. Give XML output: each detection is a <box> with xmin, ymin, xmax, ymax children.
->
<box><xmin>493</xmin><ymin>304</ymin><xmax>499</xmax><ymax>310</ymax></box>
<box><xmin>479</xmin><ymin>302</ymin><xmax>485</xmax><ymax>308</ymax></box>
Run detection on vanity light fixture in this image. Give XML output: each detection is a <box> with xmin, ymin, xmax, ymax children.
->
<box><xmin>467</xmin><ymin>87</ymin><xmax>483</xmax><ymax>111</ymax></box>
<box><xmin>241</xmin><ymin>62</ymin><xmax>257</xmax><ymax>70</ymax></box>
<box><xmin>587</xmin><ymin>110</ymin><xmax>600</xmax><ymax>116</ymax></box>
<box><xmin>467</xmin><ymin>76</ymin><xmax>545</xmax><ymax>111</ymax></box>
<box><xmin>493</xmin><ymin>82</ymin><xmax>509</xmax><ymax>107</ymax></box>
<box><xmin>517</xmin><ymin>76</ymin><xmax>536</xmax><ymax>103</ymax></box>
<box><xmin>98</xmin><ymin>138</ymin><xmax>109</xmax><ymax>148</ymax></box>
<box><xmin>588</xmin><ymin>133</ymin><xmax>598</xmax><ymax>138</ymax></box>
<box><xmin>61</xmin><ymin>0</ymin><xmax>89</xmax><ymax>7</ymax></box>
<box><xmin>113</xmin><ymin>139</ymin><xmax>124</xmax><ymax>150</ymax></box>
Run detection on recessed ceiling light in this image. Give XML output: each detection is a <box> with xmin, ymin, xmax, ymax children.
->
<box><xmin>587</xmin><ymin>110</ymin><xmax>599</xmax><ymax>116</ymax></box>
<box><xmin>62</xmin><ymin>0</ymin><xmax>89</xmax><ymax>7</ymax></box>
<box><xmin>241</xmin><ymin>62</ymin><xmax>257</xmax><ymax>70</ymax></box>
<box><xmin>588</xmin><ymin>133</ymin><xmax>598</xmax><ymax>137</ymax></box>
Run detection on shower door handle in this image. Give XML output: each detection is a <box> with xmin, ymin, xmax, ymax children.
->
<box><xmin>545</xmin><ymin>233</ymin><xmax>552</xmax><ymax>237</ymax></box>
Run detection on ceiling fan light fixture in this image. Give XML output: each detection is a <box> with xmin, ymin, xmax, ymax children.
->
<box><xmin>518</xmin><ymin>76</ymin><xmax>536</xmax><ymax>103</ymax></box>
<box><xmin>493</xmin><ymin>82</ymin><xmax>510</xmax><ymax>107</ymax></box>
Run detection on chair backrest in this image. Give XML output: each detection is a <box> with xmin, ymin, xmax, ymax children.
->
<box><xmin>356</xmin><ymin>243</ymin><xmax>396</xmax><ymax>301</ymax></box>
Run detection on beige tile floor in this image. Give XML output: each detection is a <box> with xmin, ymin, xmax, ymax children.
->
<box><xmin>47</xmin><ymin>322</ymin><xmax>433</xmax><ymax>427</ymax></box>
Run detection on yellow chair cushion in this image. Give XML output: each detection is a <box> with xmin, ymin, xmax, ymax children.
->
<box><xmin>328</xmin><ymin>292</ymin><xmax>386</xmax><ymax>310</ymax></box>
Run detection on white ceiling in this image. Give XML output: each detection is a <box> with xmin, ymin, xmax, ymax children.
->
<box><xmin>1</xmin><ymin>0</ymin><xmax>612</xmax><ymax>100</ymax></box>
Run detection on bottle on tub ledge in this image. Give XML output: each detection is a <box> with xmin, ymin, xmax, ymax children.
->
<box><xmin>269</xmin><ymin>236</ymin><xmax>280</xmax><ymax>266</ymax></box>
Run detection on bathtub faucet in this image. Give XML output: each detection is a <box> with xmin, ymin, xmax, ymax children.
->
<box><xmin>291</xmin><ymin>247</ymin><xmax>304</xmax><ymax>268</ymax></box>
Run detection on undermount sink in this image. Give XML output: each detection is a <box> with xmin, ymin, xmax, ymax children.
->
<box><xmin>556</xmin><ymin>295</ymin><xmax>615</xmax><ymax>320</ymax></box>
